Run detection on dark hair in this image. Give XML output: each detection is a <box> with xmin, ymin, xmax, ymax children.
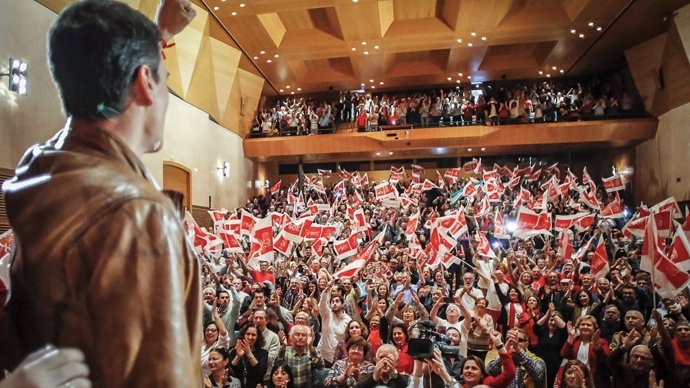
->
<box><xmin>239</xmin><ymin>324</ymin><xmax>265</xmax><ymax>349</ymax></box>
<box><xmin>346</xmin><ymin>336</ymin><xmax>370</xmax><ymax>356</ymax></box>
<box><xmin>389</xmin><ymin>322</ymin><xmax>408</xmax><ymax>343</ymax></box>
<box><xmin>461</xmin><ymin>355</ymin><xmax>487</xmax><ymax>379</ymax></box>
<box><xmin>48</xmin><ymin>0</ymin><xmax>161</xmax><ymax>119</ymax></box>
<box><xmin>560</xmin><ymin>360</ymin><xmax>594</xmax><ymax>388</ymax></box>
<box><xmin>574</xmin><ymin>290</ymin><xmax>593</xmax><ymax>307</ymax></box>
<box><xmin>266</xmin><ymin>362</ymin><xmax>295</xmax><ymax>388</ymax></box>
<box><xmin>211</xmin><ymin>346</ymin><xmax>232</xmax><ymax>361</ymax></box>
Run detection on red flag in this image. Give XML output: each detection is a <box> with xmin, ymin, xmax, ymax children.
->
<box><xmin>602</xmin><ymin>175</ymin><xmax>625</xmax><ymax>193</ymax></box>
<box><xmin>240</xmin><ymin>209</ymin><xmax>257</xmax><ymax>236</ymax></box>
<box><xmin>218</xmin><ymin>231</ymin><xmax>244</xmax><ymax>253</ymax></box>
<box><xmin>513</xmin><ymin>206</ymin><xmax>552</xmax><ymax>239</ymax></box>
<box><xmin>546</xmin><ymin>162</ymin><xmax>560</xmax><ymax>177</ymax></box>
<box><xmin>482</xmin><ymin>169</ymin><xmax>498</xmax><ymax>181</ymax></box>
<box><xmin>601</xmin><ymin>197</ymin><xmax>624</xmax><ymax>219</ymax></box>
<box><xmin>303</xmin><ymin>224</ymin><xmax>323</xmax><ymax>241</ymax></box>
<box><xmin>476</xmin><ymin>231</ymin><xmax>497</xmax><ymax>259</ymax></box>
<box><xmin>333</xmin><ymin>179</ymin><xmax>346</xmax><ymax>194</ymax></box>
<box><xmin>248</xmin><ymin>216</ymin><xmax>274</xmax><ymax>263</ymax></box>
<box><xmin>405</xmin><ymin>212</ymin><xmax>420</xmax><ymax>237</ymax></box>
<box><xmin>554</xmin><ymin>213</ymin><xmax>591</xmax><ymax>231</ymax></box>
<box><xmin>374</xmin><ymin>181</ymin><xmax>396</xmax><ymax>200</ymax></box>
<box><xmin>669</xmin><ymin>226</ymin><xmax>690</xmax><ymax>271</ymax></box>
<box><xmin>334</xmin><ymin>258</ymin><xmax>367</xmax><ymax>278</ymax></box>
<box><xmin>269</xmin><ymin>180</ymin><xmax>282</xmax><ymax>195</ymax></box>
<box><xmin>360</xmin><ymin>173</ymin><xmax>369</xmax><ymax>187</ymax></box>
<box><xmin>578</xmin><ymin>187</ymin><xmax>601</xmax><ymax>210</ymax></box>
<box><xmin>333</xmin><ymin>233</ymin><xmax>359</xmax><ymax>259</ymax></box>
<box><xmin>463</xmin><ymin>158</ymin><xmax>479</xmax><ymax>172</ymax></box>
<box><xmin>208</xmin><ymin>209</ymin><xmax>228</xmax><ymax>223</ymax></box>
<box><xmin>574</xmin><ymin>213</ymin><xmax>596</xmax><ymax>232</ymax></box>
<box><xmin>321</xmin><ymin>226</ymin><xmax>337</xmax><ymax>240</ymax></box>
<box><xmin>217</xmin><ymin>219</ymin><xmax>241</xmax><ymax>236</ymax></box>
<box><xmin>273</xmin><ymin>233</ymin><xmax>292</xmax><ymax>256</ymax></box>
<box><xmin>494</xmin><ymin>211</ymin><xmax>510</xmax><ymax>240</ymax></box>
<box><xmin>338</xmin><ymin>167</ymin><xmax>354</xmax><ymax>181</ymax></box>
<box><xmin>650</xmin><ymin>197</ymin><xmax>682</xmax><ymax>219</ymax></box>
<box><xmin>318</xmin><ymin>169</ymin><xmax>332</xmax><ymax>178</ymax></box>
<box><xmin>411</xmin><ymin>164</ymin><xmax>425</xmax><ymax>182</ymax></box>
<box><xmin>444</xmin><ymin>168</ymin><xmax>461</xmax><ymax>182</ymax></box>
<box><xmin>557</xmin><ymin>230</ymin><xmax>573</xmax><ymax>261</ymax></box>
<box><xmin>421</xmin><ymin>179</ymin><xmax>439</xmax><ymax>192</ymax></box>
<box><xmin>640</xmin><ymin>214</ymin><xmax>660</xmax><ymax>274</ymax></box>
<box><xmin>591</xmin><ymin>237</ymin><xmax>610</xmax><ymax>279</ymax></box>
<box><xmin>653</xmin><ymin>252</ymin><xmax>690</xmax><ymax>298</ymax></box>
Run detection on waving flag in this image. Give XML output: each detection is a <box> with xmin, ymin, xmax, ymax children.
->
<box><xmin>421</xmin><ymin>179</ymin><xmax>439</xmax><ymax>192</ymax></box>
<box><xmin>463</xmin><ymin>158</ymin><xmax>479</xmax><ymax>173</ymax></box>
<box><xmin>650</xmin><ymin>197</ymin><xmax>682</xmax><ymax>219</ymax></box>
<box><xmin>591</xmin><ymin>236</ymin><xmax>610</xmax><ymax>279</ymax></box>
<box><xmin>272</xmin><ymin>233</ymin><xmax>292</xmax><ymax>256</ymax></box>
<box><xmin>476</xmin><ymin>231</ymin><xmax>498</xmax><ymax>259</ymax></box>
<box><xmin>318</xmin><ymin>169</ymin><xmax>332</xmax><ymax>178</ymax></box>
<box><xmin>411</xmin><ymin>164</ymin><xmax>425</xmax><ymax>182</ymax></box>
<box><xmin>513</xmin><ymin>206</ymin><xmax>552</xmax><ymax>239</ymax></box>
<box><xmin>218</xmin><ymin>230</ymin><xmax>244</xmax><ymax>253</ymax></box>
<box><xmin>557</xmin><ymin>230</ymin><xmax>573</xmax><ymax>261</ymax></box>
<box><xmin>601</xmin><ymin>197</ymin><xmax>624</xmax><ymax>219</ymax></box>
<box><xmin>669</xmin><ymin>225</ymin><xmax>690</xmax><ymax>271</ymax></box>
<box><xmin>248</xmin><ymin>216</ymin><xmax>274</xmax><ymax>263</ymax></box>
<box><xmin>494</xmin><ymin>211</ymin><xmax>510</xmax><ymax>240</ymax></box>
<box><xmin>269</xmin><ymin>180</ymin><xmax>282</xmax><ymax>196</ymax></box>
<box><xmin>374</xmin><ymin>181</ymin><xmax>397</xmax><ymax>200</ymax></box>
<box><xmin>444</xmin><ymin>167</ymin><xmax>461</xmax><ymax>182</ymax></box>
<box><xmin>333</xmin><ymin>233</ymin><xmax>359</xmax><ymax>259</ymax></box>
<box><xmin>602</xmin><ymin>175</ymin><xmax>625</xmax><ymax>193</ymax></box>
<box><xmin>555</xmin><ymin>212</ymin><xmax>592</xmax><ymax>231</ymax></box>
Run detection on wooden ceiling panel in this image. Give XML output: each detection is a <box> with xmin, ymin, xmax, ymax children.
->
<box><xmin>309</xmin><ymin>7</ymin><xmax>345</xmax><ymax>40</ymax></box>
<box><xmin>393</xmin><ymin>0</ymin><xmax>438</xmax><ymax>20</ymax></box>
<box><xmin>334</xmin><ymin>2</ymin><xmax>383</xmax><ymax>41</ymax></box>
<box><xmin>278</xmin><ymin>10</ymin><xmax>314</xmax><ymax>30</ymax></box>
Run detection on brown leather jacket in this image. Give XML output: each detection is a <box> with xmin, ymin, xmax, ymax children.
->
<box><xmin>1</xmin><ymin>121</ymin><xmax>201</xmax><ymax>386</ymax></box>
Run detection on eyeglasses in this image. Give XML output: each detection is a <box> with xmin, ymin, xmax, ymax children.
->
<box><xmin>518</xmin><ymin>338</ymin><xmax>529</xmax><ymax>343</ymax></box>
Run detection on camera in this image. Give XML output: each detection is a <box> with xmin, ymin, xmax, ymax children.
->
<box><xmin>407</xmin><ymin>320</ymin><xmax>460</xmax><ymax>360</ymax></box>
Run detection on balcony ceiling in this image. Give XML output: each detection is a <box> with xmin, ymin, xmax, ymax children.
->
<box><xmin>204</xmin><ymin>0</ymin><xmax>690</xmax><ymax>95</ymax></box>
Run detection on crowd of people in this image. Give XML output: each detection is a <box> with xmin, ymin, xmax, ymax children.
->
<box><xmin>187</xmin><ymin>161</ymin><xmax>689</xmax><ymax>388</ymax></box>
<box><xmin>250</xmin><ymin>76</ymin><xmax>641</xmax><ymax>137</ymax></box>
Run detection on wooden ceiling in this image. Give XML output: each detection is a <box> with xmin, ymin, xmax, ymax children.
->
<box><xmin>204</xmin><ymin>0</ymin><xmax>689</xmax><ymax>96</ymax></box>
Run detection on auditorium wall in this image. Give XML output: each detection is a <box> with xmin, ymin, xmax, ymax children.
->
<box><xmin>0</xmin><ymin>0</ymin><xmax>256</xmax><ymax>211</ymax></box>
<box><xmin>630</xmin><ymin>4</ymin><xmax>690</xmax><ymax>205</ymax></box>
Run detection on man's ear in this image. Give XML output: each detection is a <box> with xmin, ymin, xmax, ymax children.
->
<box><xmin>131</xmin><ymin>65</ymin><xmax>155</xmax><ymax>107</ymax></box>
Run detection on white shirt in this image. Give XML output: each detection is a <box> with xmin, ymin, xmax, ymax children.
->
<box><xmin>454</xmin><ymin>287</ymin><xmax>484</xmax><ymax>312</ymax></box>
<box><xmin>317</xmin><ymin>292</ymin><xmax>352</xmax><ymax>363</ymax></box>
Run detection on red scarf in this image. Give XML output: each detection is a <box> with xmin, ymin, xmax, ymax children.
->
<box><xmin>672</xmin><ymin>338</ymin><xmax>690</xmax><ymax>366</ymax></box>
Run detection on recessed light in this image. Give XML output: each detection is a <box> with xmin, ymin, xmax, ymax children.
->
<box><xmin>376</xmin><ymin>152</ymin><xmax>381</xmax><ymax>156</ymax></box>
<box><xmin>456</xmin><ymin>80</ymin><xmax>461</xmax><ymax>84</ymax></box>
<box><xmin>470</xmin><ymin>32</ymin><xmax>476</xmax><ymax>37</ymax></box>
<box><xmin>231</xmin><ymin>11</ymin><xmax>237</xmax><ymax>16</ymax></box>
<box><xmin>447</xmin><ymin>77</ymin><xmax>452</xmax><ymax>81</ymax></box>
<box><xmin>260</xmin><ymin>50</ymin><xmax>266</xmax><ymax>55</ymax></box>
<box><xmin>239</xmin><ymin>3</ymin><xmax>245</xmax><ymax>7</ymax></box>
<box><xmin>253</xmin><ymin>56</ymin><xmax>258</xmax><ymax>60</ymax></box>
<box><xmin>467</xmin><ymin>148</ymin><xmax>473</xmax><ymax>151</ymax></box>
<box><xmin>467</xmin><ymin>75</ymin><xmax>472</xmax><ymax>79</ymax></box>
<box><xmin>371</xmin><ymin>86</ymin><xmax>376</xmax><ymax>89</ymax></box>
<box><xmin>369</xmin><ymin>79</ymin><xmax>374</xmax><ymax>82</ymax></box>
<box><xmin>286</xmin><ymin>85</ymin><xmax>291</xmax><ymax>89</ymax></box>
<box><xmin>560</xmin><ymin>69</ymin><xmax>565</xmax><ymax>74</ymax></box>
<box><xmin>467</xmin><ymin>43</ymin><xmax>473</xmax><ymax>47</ymax></box>
<box><xmin>291</xmin><ymin>91</ymin><xmax>295</xmax><ymax>95</ymax></box>
<box><xmin>388</xmin><ymin>151</ymin><xmax>393</xmax><ymax>155</ymax></box>
<box><xmin>481</xmin><ymin>148</ymin><xmax>486</xmax><ymax>151</ymax></box>
<box><xmin>266</xmin><ymin>59</ymin><xmax>272</xmax><ymax>63</ymax></box>
<box><xmin>578</xmin><ymin>33</ymin><xmax>585</xmax><ymax>39</ymax></box>
<box><xmin>364</xmin><ymin>51</ymin><xmax>369</xmax><ymax>55</ymax></box>
<box><xmin>552</xmin><ymin>66</ymin><xmax>557</xmax><ymax>70</ymax></box>
<box><xmin>297</xmin><ymin>87</ymin><xmax>302</xmax><ymax>91</ymax></box>
<box><xmin>456</xmin><ymin>38</ymin><xmax>463</xmax><ymax>43</ymax></box>
<box><xmin>213</xmin><ymin>6</ymin><xmax>219</xmax><ymax>10</ymax></box>
<box><xmin>274</xmin><ymin>54</ymin><xmax>279</xmax><ymax>58</ymax></box>
<box><xmin>458</xmin><ymin>72</ymin><xmax>463</xmax><ymax>76</ymax></box>
<box><xmin>374</xmin><ymin>45</ymin><xmax>379</xmax><ymax>49</ymax></box>
<box><xmin>379</xmin><ymin>81</ymin><xmax>384</xmax><ymax>85</ymax></box>
<box><xmin>361</xmin><ymin>41</ymin><xmax>367</xmax><ymax>45</ymax></box>
<box><xmin>279</xmin><ymin>89</ymin><xmax>284</xmax><ymax>92</ymax></box>
<box><xmin>221</xmin><ymin>0</ymin><xmax>226</xmax><ymax>2</ymax></box>
<box><xmin>351</xmin><ymin>47</ymin><xmax>356</xmax><ymax>51</ymax></box>
<box><xmin>596</xmin><ymin>26</ymin><xmax>602</xmax><ymax>31</ymax></box>
<box><xmin>546</xmin><ymin>74</ymin><xmax>551</xmax><ymax>78</ymax></box>
<box><xmin>570</xmin><ymin>29</ymin><xmax>577</xmax><ymax>34</ymax></box>
<box><xmin>588</xmin><ymin>22</ymin><xmax>594</xmax><ymax>27</ymax></box>
<box><xmin>353</xmin><ymin>0</ymin><xmax>359</xmax><ymax>2</ymax></box>
<box><xmin>538</xmin><ymin>71</ymin><xmax>543</xmax><ymax>75</ymax></box>
<box><xmin>481</xmin><ymin>36</ymin><xmax>487</xmax><ymax>41</ymax></box>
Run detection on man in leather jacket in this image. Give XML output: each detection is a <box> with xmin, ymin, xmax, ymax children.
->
<box><xmin>1</xmin><ymin>0</ymin><xmax>199</xmax><ymax>386</ymax></box>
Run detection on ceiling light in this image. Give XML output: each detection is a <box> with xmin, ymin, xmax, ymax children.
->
<box><xmin>240</xmin><ymin>3</ymin><xmax>245</xmax><ymax>7</ymax></box>
<box><xmin>388</xmin><ymin>151</ymin><xmax>394</xmax><ymax>155</ymax></box>
<box><xmin>570</xmin><ymin>29</ymin><xmax>576</xmax><ymax>34</ymax></box>
<box><xmin>253</xmin><ymin>56</ymin><xmax>258</xmax><ymax>59</ymax></box>
<box><xmin>560</xmin><ymin>69</ymin><xmax>565</xmax><ymax>74</ymax></box>
<box><xmin>274</xmin><ymin>54</ymin><xmax>279</xmax><ymax>58</ymax></box>
<box><xmin>213</xmin><ymin>6</ymin><xmax>219</xmax><ymax>10</ymax></box>
<box><xmin>447</xmin><ymin>77</ymin><xmax>452</xmax><ymax>81</ymax></box>
<box><xmin>260</xmin><ymin>50</ymin><xmax>266</xmax><ymax>55</ymax></box>
<box><xmin>286</xmin><ymin>85</ymin><xmax>291</xmax><ymax>89</ymax></box>
<box><xmin>371</xmin><ymin>86</ymin><xmax>376</xmax><ymax>89</ymax></box>
<box><xmin>291</xmin><ymin>91</ymin><xmax>295</xmax><ymax>95</ymax></box>
<box><xmin>578</xmin><ymin>33</ymin><xmax>585</xmax><ymax>39</ymax></box>
<box><xmin>456</xmin><ymin>80</ymin><xmax>461</xmax><ymax>84</ymax></box>
<box><xmin>467</xmin><ymin>75</ymin><xmax>472</xmax><ymax>79</ymax></box>
<box><xmin>379</xmin><ymin>81</ymin><xmax>384</xmax><ymax>85</ymax></box>
<box><xmin>588</xmin><ymin>22</ymin><xmax>594</xmax><ymax>27</ymax></box>
<box><xmin>481</xmin><ymin>147</ymin><xmax>486</xmax><ymax>151</ymax></box>
<box><xmin>481</xmin><ymin>36</ymin><xmax>487</xmax><ymax>41</ymax></box>
<box><xmin>279</xmin><ymin>89</ymin><xmax>284</xmax><ymax>92</ymax></box>
<box><xmin>297</xmin><ymin>87</ymin><xmax>302</xmax><ymax>91</ymax></box>
<box><xmin>351</xmin><ymin>47</ymin><xmax>356</xmax><ymax>51</ymax></box>
<box><xmin>456</xmin><ymin>38</ymin><xmax>463</xmax><ymax>43</ymax></box>
<box><xmin>374</xmin><ymin>45</ymin><xmax>379</xmax><ymax>49</ymax></box>
<box><xmin>376</xmin><ymin>152</ymin><xmax>381</xmax><ymax>156</ymax></box>
<box><xmin>546</xmin><ymin>74</ymin><xmax>551</xmax><ymax>78</ymax></box>
<box><xmin>471</xmin><ymin>32</ymin><xmax>476</xmax><ymax>37</ymax></box>
<box><xmin>552</xmin><ymin>66</ymin><xmax>557</xmax><ymax>70</ymax></box>
<box><xmin>364</xmin><ymin>51</ymin><xmax>369</xmax><ymax>55</ymax></box>
<box><xmin>467</xmin><ymin>148</ymin><xmax>473</xmax><ymax>152</ymax></box>
<box><xmin>231</xmin><ymin>11</ymin><xmax>237</xmax><ymax>16</ymax></box>
<box><xmin>458</xmin><ymin>72</ymin><xmax>463</xmax><ymax>76</ymax></box>
<box><xmin>596</xmin><ymin>26</ymin><xmax>602</xmax><ymax>31</ymax></box>
<box><xmin>467</xmin><ymin>43</ymin><xmax>473</xmax><ymax>47</ymax></box>
<box><xmin>538</xmin><ymin>71</ymin><xmax>543</xmax><ymax>75</ymax></box>
<box><xmin>361</xmin><ymin>41</ymin><xmax>367</xmax><ymax>45</ymax></box>
<box><xmin>221</xmin><ymin>0</ymin><xmax>226</xmax><ymax>2</ymax></box>
<box><xmin>353</xmin><ymin>0</ymin><xmax>359</xmax><ymax>2</ymax></box>
<box><xmin>266</xmin><ymin>59</ymin><xmax>272</xmax><ymax>63</ymax></box>
<box><xmin>369</xmin><ymin>79</ymin><xmax>374</xmax><ymax>82</ymax></box>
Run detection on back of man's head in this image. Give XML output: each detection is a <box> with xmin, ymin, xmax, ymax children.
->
<box><xmin>48</xmin><ymin>0</ymin><xmax>161</xmax><ymax>119</ymax></box>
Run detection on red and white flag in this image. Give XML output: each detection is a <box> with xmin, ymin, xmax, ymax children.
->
<box><xmin>554</xmin><ymin>212</ymin><xmax>591</xmax><ymax>231</ymax></box>
<box><xmin>601</xmin><ymin>197</ymin><xmax>624</xmax><ymax>219</ymax></box>
<box><xmin>653</xmin><ymin>251</ymin><xmax>690</xmax><ymax>298</ymax></box>
<box><xmin>240</xmin><ymin>209</ymin><xmax>257</xmax><ymax>236</ymax></box>
<box><xmin>272</xmin><ymin>233</ymin><xmax>293</xmax><ymax>256</ymax></box>
<box><xmin>333</xmin><ymin>233</ymin><xmax>359</xmax><ymax>259</ymax></box>
<box><xmin>546</xmin><ymin>162</ymin><xmax>560</xmax><ymax>177</ymax></box>
<box><xmin>640</xmin><ymin>214</ymin><xmax>661</xmax><ymax>273</ymax></box>
<box><xmin>374</xmin><ymin>181</ymin><xmax>397</xmax><ymax>200</ymax></box>
<box><xmin>483</xmin><ymin>169</ymin><xmax>498</xmax><ymax>181</ymax></box>
<box><xmin>591</xmin><ymin>236</ymin><xmax>610</xmax><ymax>279</ymax></box>
<box><xmin>668</xmin><ymin>225</ymin><xmax>690</xmax><ymax>271</ymax></box>
<box><xmin>557</xmin><ymin>230</ymin><xmax>573</xmax><ymax>261</ymax></box>
<box><xmin>578</xmin><ymin>187</ymin><xmax>601</xmax><ymax>210</ymax></box>
<box><xmin>339</xmin><ymin>167</ymin><xmax>354</xmax><ymax>181</ymax></box>
<box><xmin>360</xmin><ymin>173</ymin><xmax>369</xmax><ymax>187</ymax></box>
<box><xmin>526</xmin><ymin>169</ymin><xmax>542</xmax><ymax>182</ymax></box>
<box><xmin>463</xmin><ymin>158</ymin><xmax>479</xmax><ymax>173</ymax></box>
<box><xmin>444</xmin><ymin>167</ymin><xmax>461</xmax><ymax>182</ymax></box>
<box><xmin>513</xmin><ymin>206</ymin><xmax>553</xmax><ymax>239</ymax></box>
<box><xmin>269</xmin><ymin>180</ymin><xmax>282</xmax><ymax>196</ymax></box>
<box><xmin>475</xmin><ymin>231</ymin><xmax>497</xmax><ymax>259</ymax></box>
<box><xmin>574</xmin><ymin>213</ymin><xmax>596</xmax><ymax>232</ymax></box>
<box><xmin>411</xmin><ymin>164</ymin><xmax>425</xmax><ymax>182</ymax></box>
<box><xmin>602</xmin><ymin>175</ymin><xmax>625</xmax><ymax>193</ymax></box>
<box><xmin>218</xmin><ymin>230</ymin><xmax>244</xmax><ymax>253</ymax></box>
<box><xmin>318</xmin><ymin>169</ymin><xmax>332</xmax><ymax>178</ymax></box>
<box><xmin>421</xmin><ymin>179</ymin><xmax>439</xmax><ymax>192</ymax></box>
<box><xmin>248</xmin><ymin>216</ymin><xmax>274</xmax><ymax>263</ymax></box>
<box><xmin>494</xmin><ymin>211</ymin><xmax>510</xmax><ymax>240</ymax></box>
<box><xmin>650</xmin><ymin>197</ymin><xmax>682</xmax><ymax>219</ymax></box>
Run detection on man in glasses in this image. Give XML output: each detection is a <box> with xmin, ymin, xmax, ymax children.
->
<box><xmin>485</xmin><ymin>328</ymin><xmax>546</xmax><ymax>388</ymax></box>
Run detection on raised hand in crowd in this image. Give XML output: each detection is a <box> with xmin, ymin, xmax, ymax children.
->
<box><xmin>155</xmin><ymin>0</ymin><xmax>196</xmax><ymax>41</ymax></box>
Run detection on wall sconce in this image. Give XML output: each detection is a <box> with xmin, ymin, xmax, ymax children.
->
<box><xmin>0</xmin><ymin>58</ymin><xmax>28</xmax><ymax>95</ymax></box>
<box><xmin>217</xmin><ymin>161</ymin><xmax>230</xmax><ymax>177</ymax></box>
